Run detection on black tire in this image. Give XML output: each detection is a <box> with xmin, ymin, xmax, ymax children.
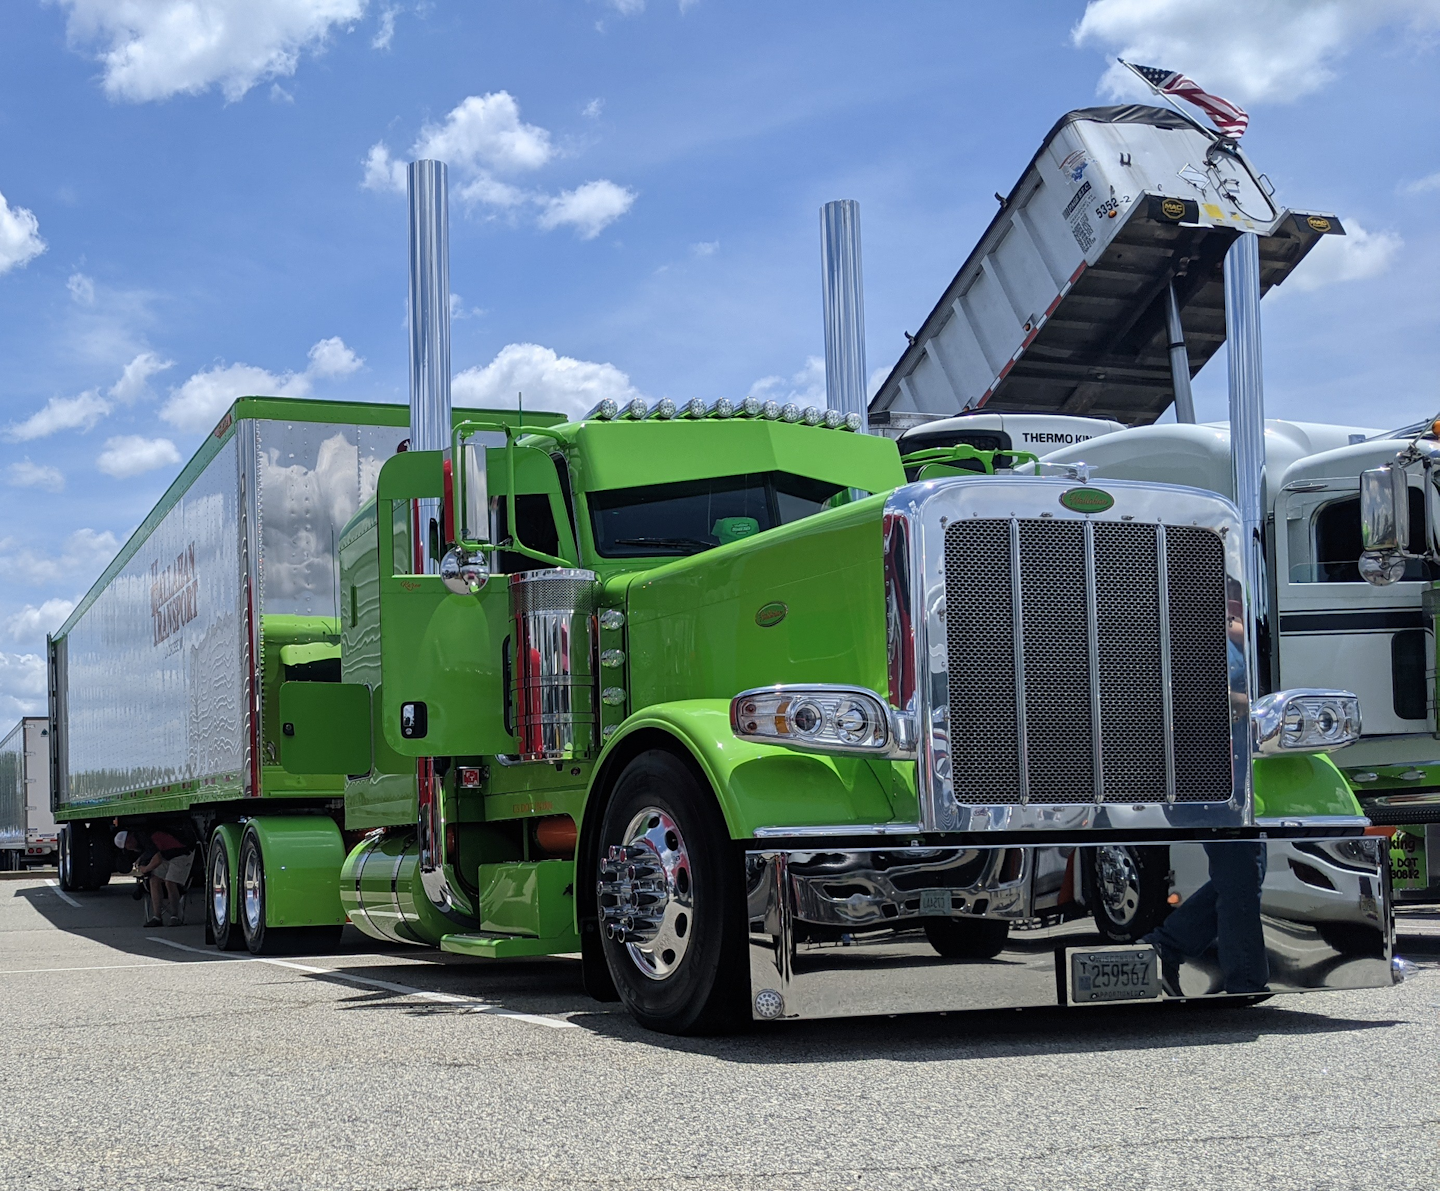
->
<box><xmin>0</xmin><ymin>850</ymin><xmax>14</xmax><ymax>872</ymax></box>
<box><xmin>238</xmin><ymin>831</ymin><xmax>275</xmax><ymax>955</ymax></box>
<box><xmin>208</xmin><ymin>839</ymin><xmax>245</xmax><ymax>952</ymax></box>
<box><xmin>81</xmin><ymin>828</ymin><xmax>114</xmax><ymax>891</ymax></box>
<box><xmin>595</xmin><ymin>750</ymin><xmax>747</xmax><ymax>1035</ymax></box>
<box><xmin>57</xmin><ymin>826</ymin><xmax>77</xmax><ymax>891</ymax></box>
<box><xmin>923</xmin><ymin>917</ymin><xmax>1010</xmax><ymax>959</ymax></box>
<box><xmin>1088</xmin><ymin>845</ymin><xmax>1170</xmax><ymax>944</ymax></box>
<box><xmin>580</xmin><ymin>919</ymin><xmax>619</xmax><ymax>1002</ymax></box>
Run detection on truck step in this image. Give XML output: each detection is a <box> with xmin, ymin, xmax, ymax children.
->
<box><xmin>439</xmin><ymin>931</ymin><xmax>580</xmax><ymax>959</ymax></box>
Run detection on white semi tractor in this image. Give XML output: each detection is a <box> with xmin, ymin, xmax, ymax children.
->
<box><xmin>0</xmin><ymin>717</ymin><xmax>57</xmax><ymax>870</ymax></box>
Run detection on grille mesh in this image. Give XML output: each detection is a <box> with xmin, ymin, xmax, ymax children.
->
<box><xmin>1166</xmin><ymin>527</ymin><xmax>1235</xmax><ymax>802</ymax></box>
<box><xmin>943</xmin><ymin>517</ymin><xmax>1232</xmax><ymax>806</ymax></box>
<box><xmin>1094</xmin><ymin>523</ymin><xmax>1168</xmax><ymax>800</ymax></box>
<box><xmin>1017</xmin><ymin>521</ymin><xmax>1093</xmax><ymax>803</ymax></box>
<box><xmin>945</xmin><ymin>520</ymin><xmax>1020</xmax><ymax>802</ymax></box>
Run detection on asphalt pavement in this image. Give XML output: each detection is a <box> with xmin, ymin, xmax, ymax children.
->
<box><xmin>2</xmin><ymin>873</ymin><xmax>1436</xmax><ymax>1191</ymax></box>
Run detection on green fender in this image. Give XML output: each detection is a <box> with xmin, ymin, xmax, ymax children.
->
<box><xmin>244</xmin><ymin>816</ymin><xmax>347</xmax><ymax>928</ymax></box>
<box><xmin>209</xmin><ymin>822</ymin><xmax>244</xmax><ymax>925</ymax></box>
<box><xmin>590</xmin><ymin>700</ymin><xmax>914</xmax><ymax>839</ymax></box>
<box><xmin>1253</xmin><ymin>753</ymin><xmax>1364</xmax><ymax>818</ymax></box>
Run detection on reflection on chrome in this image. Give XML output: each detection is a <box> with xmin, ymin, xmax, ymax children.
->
<box><xmin>747</xmin><ymin>838</ymin><xmax>1395</xmax><ymax>1021</ymax></box>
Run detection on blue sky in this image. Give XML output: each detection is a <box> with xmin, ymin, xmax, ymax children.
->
<box><xmin>0</xmin><ymin>0</ymin><xmax>1437</xmax><ymax>714</ymax></box>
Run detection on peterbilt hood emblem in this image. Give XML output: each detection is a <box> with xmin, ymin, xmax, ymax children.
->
<box><xmin>755</xmin><ymin>601</ymin><xmax>788</xmax><ymax>628</ymax></box>
<box><xmin>1059</xmin><ymin>487</ymin><xmax>1115</xmax><ymax>514</ymax></box>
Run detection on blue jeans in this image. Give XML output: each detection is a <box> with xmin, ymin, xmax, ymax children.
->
<box><xmin>1144</xmin><ymin>842</ymin><xmax>1269</xmax><ymax>994</ymax></box>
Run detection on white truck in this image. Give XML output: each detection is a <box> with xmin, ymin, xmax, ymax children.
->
<box><xmin>0</xmin><ymin>717</ymin><xmax>57</xmax><ymax>870</ymax></box>
<box><xmin>1030</xmin><ymin>417</ymin><xmax>1440</xmax><ymax>903</ymax></box>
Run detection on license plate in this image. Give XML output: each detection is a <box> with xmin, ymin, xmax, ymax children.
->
<box><xmin>1069</xmin><ymin>947</ymin><xmax>1160</xmax><ymax>1004</ymax></box>
<box><xmin>918</xmin><ymin>889</ymin><xmax>950</xmax><ymax>915</ymax></box>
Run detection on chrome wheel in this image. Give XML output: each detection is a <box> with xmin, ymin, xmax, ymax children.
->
<box><xmin>597</xmin><ymin>807</ymin><xmax>694</xmax><ymax>981</ymax></box>
<box><xmin>210</xmin><ymin>847</ymin><xmax>229</xmax><ymax>932</ymax></box>
<box><xmin>1096</xmin><ymin>846</ymin><xmax>1141</xmax><ymax>928</ymax></box>
<box><xmin>242</xmin><ymin>843</ymin><xmax>263</xmax><ymax>934</ymax></box>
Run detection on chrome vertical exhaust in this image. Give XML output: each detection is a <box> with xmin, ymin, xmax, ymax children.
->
<box><xmin>821</xmin><ymin>199</ymin><xmax>869</xmax><ymax>434</ymax></box>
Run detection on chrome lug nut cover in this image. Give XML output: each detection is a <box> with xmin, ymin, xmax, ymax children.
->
<box><xmin>596</xmin><ymin>808</ymin><xmax>694</xmax><ymax>980</ymax></box>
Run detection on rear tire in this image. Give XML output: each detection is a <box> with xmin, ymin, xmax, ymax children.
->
<box><xmin>594</xmin><ymin>750</ymin><xmax>747</xmax><ymax>1035</ymax></box>
<box><xmin>239</xmin><ymin>831</ymin><xmax>275</xmax><ymax>955</ymax></box>
<box><xmin>208</xmin><ymin>838</ymin><xmax>245</xmax><ymax>951</ymax></box>
<box><xmin>57</xmin><ymin>826</ymin><xmax>77</xmax><ymax>891</ymax></box>
<box><xmin>80</xmin><ymin>828</ymin><xmax>114</xmax><ymax>891</ymax></box>
<box><xmin>923</xmin><ymin>917</ymin><xmax>1010</xmax><ymax>959</ymax></box>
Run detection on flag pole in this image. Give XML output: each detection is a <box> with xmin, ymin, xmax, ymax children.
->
<box><xmin>1117</xmin><ymin>58</ymin><xmax>1229</xmax><ymax>148</ymax></box>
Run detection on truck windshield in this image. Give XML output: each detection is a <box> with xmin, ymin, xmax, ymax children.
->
<box><xmin>588</xmin><ymin>471</ymin><xmax>848</xmax><ymax>557</ymax></box>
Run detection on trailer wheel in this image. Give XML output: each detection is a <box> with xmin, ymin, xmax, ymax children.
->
<box><xmin>1088</xmin><ymin>845</ymin><xmax>1170</xmax><ymax>944</ymax></box>
<box><xmin>594</xmin><ymin>750</ymin><xmax>746</xmax><ymax>1035</ymax></box>
<box><xmin>238</xmin><ymin>831</ymin><xmax>277</xmax><ymax>955</ymax></box>
<box><xmin>208</xmin><ymin>838</ymin><xmax>245</xmax><ymax>951</ymax></box>
<box><xmin>923</xmin><ymin>917</ymin><xmax>1010</xmax><ymax>959</ymax></box>
<box><xmin>80</xmin><ymin>827</ymin><xmax>114</xmax><ymax>891</ymax></box>
<box><xmin>57</xmin><ymin>826</ymin><xmax>76</xmax><ymax>891</ymax></box>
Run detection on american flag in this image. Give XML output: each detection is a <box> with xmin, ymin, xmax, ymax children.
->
<box><xmin>1123</xmin><ymin>62</ymin><xmax>1249</xmax><ymax>139</ymax></box>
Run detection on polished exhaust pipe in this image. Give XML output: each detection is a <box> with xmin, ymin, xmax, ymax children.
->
<box><xmin>820</xmin><ymin>199</ymin><xmax>869</xmax><ymax>434</ymax></box>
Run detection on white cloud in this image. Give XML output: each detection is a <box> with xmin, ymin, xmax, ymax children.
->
<box><xmin>306</xmin><ymin>335</ymin><xmax>363</xmax><ymax>378</ymax></box>
<box><xmin>6</xmin><ymin>460</ymin><xmax>64</xmax><ymax>493</ymax></box>
<box><xmin>5</xmin><ymin>599</ymin><xmax>77</xmax><ymax>643</ymax></box>
<box><xmin>0</xmin><ymin>190</ymin><xmax>45</xmax><ymax>275</ymax></box>
<box><xmin>365</xmin><ymin>93</ymin><xmax>636</xmax><ymax>236</ymax></box>
<box><xmin>109</xmin><ymin>350</ymin><xmax>175</xmax><ymax>404</ymax></box>
<box><xmin>0</xmin><ymin>528</ymin><xmax>120</xmax><ymax>588</ymax></box>
<box><xmin>6</xmin><ymin>390</ymin><xmax>110</xmax><ymax>442</ymax></box>
<box><xmin>538</xmin><ymin>180</ymin><xmax>637</xmax><ymax>239</ymax></box>
<box><xmin>1074</xmin><ymin>0</ymin><xmax>1440</xmax><ymax>105</ymax></box>
<box><xmin>0</xmin><ymin>652</ymin><xmax>47</xmax><ymax>718</ymax></box>
<box><xmin>161</xmin><ymin>335</ymin><xmax>362</xmax><ymax>433</ymax></box>
<box><xmin>748</xmin><ymin>356</ymin><xmax>826</xmax><ymax>407</ymax></box>
<box><xmin>582</xmin><ymin>98</ymin><xmax>604</xmax><ymax>119</ymax></box>
<box><xmin>361</xmin><ymin>143</ymin><xmax>407</xmax><ymax>193</ymax></box>
<box><xmin>1402</xmin><ymin>171</ymin><xmax>1440</xmax><ymax>196</ymax></box>
<box><xmin>453</xmin><ymin>343</ymin><xmax>644</xmax><ymax>419</ymax></box>
<box><xmin>97</xmin><ymin>435</ymin><xmax>183</xmax><ymax>478</ymax></box>
<box><xmin>67</xmin><ymin>272</ymin><xmax>96</xmax><ymax>304</ymax></box>
<box><xmin>372</xmin><ymin>4</ymin><xmax>398</xmax><ymax>50</ymax></box>
<box><xmin>608</xmin><ymin>0</ymin><xmax>646</xmax><ymax>13</ymax></box>
<box><xmin>1289</xmin><ymin>221</ymin><xmax>1403</xmax><ymax>292</ymax></box>
<box><xmin>416</xmin><ymin>93</ymin><xmax>553</xmax><ymax>175</ymax></box>
<box><xmin>691</xmin><ymin>240</ymin><xmax>719</xmax><ymax>257</ymax></box>
<box><xmin>162</xmin><ymin>362</ymin><xmax>308</xmax><ymax>432</ymax></box>
<box><xmin>55</xmin><ymin>0</ymin><xmax>368</xmax><ymax>103</ymax></box>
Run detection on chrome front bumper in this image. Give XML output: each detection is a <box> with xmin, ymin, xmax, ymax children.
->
<box><xmin>745</xmin><ymin>838</ymin><xmax>1397</xmax><ymax>1022</ymax></box>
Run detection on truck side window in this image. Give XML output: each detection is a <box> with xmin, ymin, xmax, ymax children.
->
<box><xmin>1313</xmin><ymin>490</ymin><xmax>1433</xmax><ymax>582</ymax></box>
<box><xmin>493</xmin><ymin>494</ymin><xmax>561</xmax><ymax>574</ymax></box>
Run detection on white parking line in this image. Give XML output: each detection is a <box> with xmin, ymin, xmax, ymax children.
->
<box><xmin>149</xmin><ymin>938</ymin><xmax>575</xmax><ymax>1029</ymax></box>
<box><xmin>46</xmin><ymin>880</ymin><xmax>81</xmax><ymax>909</ymax></box>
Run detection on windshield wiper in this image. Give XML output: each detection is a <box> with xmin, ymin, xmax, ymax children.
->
<box><xmin>611</xmin><ymin>536</ymin><xmax>714</xmax><ymax>555</ymax></box>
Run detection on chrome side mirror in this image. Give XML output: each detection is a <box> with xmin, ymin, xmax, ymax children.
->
<box><xmin>1359</xmin><ymin>464</ymin><xmax>1409</xmax><ymax>585</ymax></box>
<box><xmin>440</xmin><ymin>547</ymin><xmax>489</xmax><ymax>595</ymax></box>
<box><xmin>459</xmin><ymin>439</ymin><xmax>490</xmax><ymax>546</ymax></box>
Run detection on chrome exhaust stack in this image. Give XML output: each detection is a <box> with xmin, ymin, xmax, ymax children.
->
<box><xmin>408</xmin><ymin>158</ymin><xmax>451</xmax><ymax>574</ymax></box>
<box><xmin>820</xmin><ymin>199</ymin><xmax>869</xmax><ymax>434</ymax></box>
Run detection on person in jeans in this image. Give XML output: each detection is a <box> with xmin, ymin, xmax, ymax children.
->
<box><xmin>116</xmin><ymin>828</ymin><xmax>194</xmax><ymax>928</ymax></box>
<box><xmin>1142</xmin><ymin>841</ymin><xmax>1269</xmax><ymax>995</ymax></box>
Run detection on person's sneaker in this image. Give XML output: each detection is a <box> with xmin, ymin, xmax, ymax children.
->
<box><xmin>163</xmin><ymin>911</ymin><xmax>184</xmax><ymax>927</ymax></box>
<box><xmin>143</xmin><ymin>915</ymin><xmax>162</xmax><ymax>928</ymax></box>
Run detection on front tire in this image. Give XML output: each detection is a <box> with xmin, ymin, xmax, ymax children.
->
<box><xmin>923</xmin><ymin>917</ymin><xmax>1010</xmax><ymax>959</ymax></box>
<box><xmin>594</xmin><ymin>750</ymin><xmax>746</xmax><ymax>1035</ymax></box>
<box><xmin>208</xmin><ymin>838</ymin><xmax>245</xmax><ymax>951</ymax></box>
<box><xmin>1089</xmin><ymin>845</ymin><xmax>1170</xmax><ymax>943</ymax></box>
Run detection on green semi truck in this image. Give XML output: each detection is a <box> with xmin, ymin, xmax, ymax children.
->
<box><xmin>49</xmin><ymin>157</ymin><xmax>1401</xmax><ymax>1035</ymax></box>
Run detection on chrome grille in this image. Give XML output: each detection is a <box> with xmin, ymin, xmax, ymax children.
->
<box><xmin>944</xmin><ymin>517</ymin><xmax>1233</xmax><ymax>806</ymax></box>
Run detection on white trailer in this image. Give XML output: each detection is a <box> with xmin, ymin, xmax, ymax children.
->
<box><xmin>868</xmin><ymin>105</ymin><xmax>1343</xmax><ymax>429</ymax></box>
<box><xmin>0</xmin><ymin>718</ymin><xmax>56</xmax><ymax>869</ymax></box>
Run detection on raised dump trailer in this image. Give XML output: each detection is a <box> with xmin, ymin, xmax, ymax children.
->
<box><xmin>868</xmin><ymin>105</ymin><xmax>1342</xmax><ymax>428</ymax></box>
<box><xmin>1039</xmin><ymin>418</ymin><xmax>1440</xmax><ymax>904</ymax></box>
<box><xmin>48</xmin><ymin>396</ymin><xmax>547</xmax><ymax>898</ymax></box>
<box><xmin>0</xmin><ymin>718</ymin><xmax>55</xmax><ymax>870</ymax></box>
